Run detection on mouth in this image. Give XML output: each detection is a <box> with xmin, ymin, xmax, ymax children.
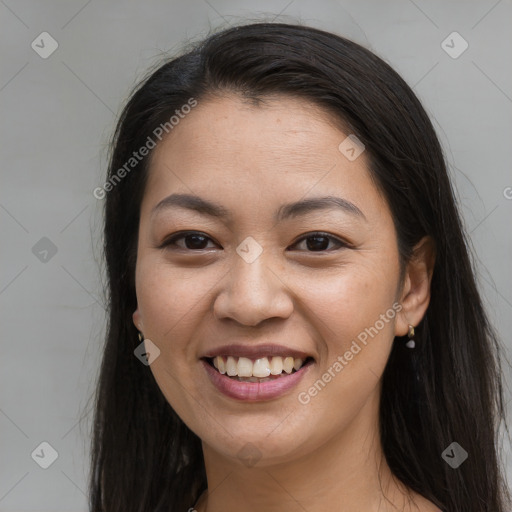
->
<box><xmin>203</xmin><ymin>355</ymin><xmax>315</xmax><ymax>382</ymax></box>
<box><xmin>203</xmin><ymin>356</ymin><xmax>313</xmax><ymax>382</ymax></box>
<box><xmin>200</xmin><ymin>351</ymin><xmax>315</xmax><ymax>402</ymax></box>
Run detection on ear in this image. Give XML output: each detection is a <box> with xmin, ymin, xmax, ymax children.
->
<box><xmin>133</xmin><ymin>308</ymin><xmax>143</xmax><ymax>331</ymax></box>
<box><xmin>395</xmin><ymin>236</ymin><xmax>436</xmax><ymax>337</ymax></box>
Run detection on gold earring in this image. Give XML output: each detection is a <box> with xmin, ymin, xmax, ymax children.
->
<box><xmin>138</xmin><ymin>331</ymin><xmax>144</xmax><ymax>342</ymax></box>
<box><xmin>406</xmin><ymin>324</ymin><xmax>415</xmax><ymax>349</ymax></box>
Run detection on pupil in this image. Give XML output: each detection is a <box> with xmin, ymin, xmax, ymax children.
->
<box><xmin>186</xmin><ymin>234</ymin><xmax>207</xmax><ymax>249</ymax></box>
<box><xmin>307</xmin><ymin>236</ymin><xmax>328</xmax><ymax>251</ymax></box>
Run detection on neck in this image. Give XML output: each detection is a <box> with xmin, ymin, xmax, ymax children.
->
<box><xmin>195</xmin><ymin>391</ymin><xmax>420</xmax><ymax>512</ymax></box>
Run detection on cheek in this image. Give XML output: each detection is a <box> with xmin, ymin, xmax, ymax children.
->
<box><xmin>135</xmin><ymin>257</ymin><xmax>208</xmax><ymax>341</ymax></box>
<box><xmin>298</xmin><ymin>251</ymin><xmax>400</xmax><ymax>387</ymax></box>
<box><xmin>292</xmin><ymin>270</ymin><xmax>399</xmax><ymax>443</ymax></box>
<box><xmin>135</xmin><ymin>260</ymin><xmax>207</xmax><ymax>425</ymax></box>
<box><xmin>302</xmin><ymin>260</ymin><xmax>399</xmax><ymax>338</ymax></box>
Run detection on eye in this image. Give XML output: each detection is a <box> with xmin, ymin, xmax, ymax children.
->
<box><xmin>159</xmin><ymin>231</ymin><xmax>348</xmax><ymax>253</ymax></box>
<box><xmin>290</xmin><ymin>232</ymin><xmax>347</xmax><ymax>252</ymax></box>
<box><xmin>159</xmin><ymin>231</ymin><xmax>218</xmax><ymax>251</ymax></box>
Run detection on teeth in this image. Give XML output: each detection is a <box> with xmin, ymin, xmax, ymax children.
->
<box><xmin>212</xmin><ymin>355</ymin><xmax>306</xmax><ymax>378</ymax></box>
<box><xmin>253</xmin><ymin>357</ymin><xmax>271</xmax><ymax>378</ymax></box>
<box><xmin>226</xmin><ymin>356</ymin><xmax>237</xmax><ymax>377</ymax></box>
<box><xmin>237</xmin><ymin>357</ymin><xmax>253</xmax><ymax>377</ymax></box>
<box><xmin>217</xmin><ymin>356</ymin><xmax>226</xmax><ymax>374</ymax></box>
<box><xmin>269</xmin><ymin>356</ymin><xmax>283</xmax><ymax>375</ymax></box>
<box><xmin>283</xmin><ymin>357</ymin><xmax>294</xmax><ymax>374</ymax></box>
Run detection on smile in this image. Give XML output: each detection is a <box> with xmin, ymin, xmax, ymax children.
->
<box><xmin>201</xmin><ymin>355</ymin><xmax>314</xmax><ymax>401</ymax></box>
<box><xmin>208</xmin><ymin>355</ymin><xmax>310</xmax><ymax>381</ymax></box>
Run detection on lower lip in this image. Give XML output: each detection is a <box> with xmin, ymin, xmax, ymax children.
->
<box><xmin>201</xmin><ymin>359</ymin><xmax>313</xmax><ymax>402</ymax></box>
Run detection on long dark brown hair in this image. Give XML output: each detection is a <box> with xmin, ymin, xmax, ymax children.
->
<box><xmin>88</xmin><ymin>22</ymin><xmax>510</xmax><ymax>511</ymax></box>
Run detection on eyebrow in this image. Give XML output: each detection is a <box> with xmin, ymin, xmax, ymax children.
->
<box><xmin>150</xmin><ymin>193</ymin><xmax>366</xmax><ymax>223</ymax></box>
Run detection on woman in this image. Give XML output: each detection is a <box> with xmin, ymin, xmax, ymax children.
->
<box><xmin>89</xmin><ymin>22</ymin><xmax>510</xmax><ymax>511</ymax></box>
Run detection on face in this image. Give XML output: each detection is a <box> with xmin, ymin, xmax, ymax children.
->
<box><xmin>132</xmin><ymin>94</ymin><xmax>406</xmax><ymax>467</ymax></box>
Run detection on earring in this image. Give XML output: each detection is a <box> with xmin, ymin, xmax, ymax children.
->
<box><xmin>406</xmin><ymin>325</ymin><xmax>415</xmax><ymax>349</ymax></box>
<box><xmin>138</xmin><ymin>331</ymin><xmax>144</xmax><ymax>342</ymax></box>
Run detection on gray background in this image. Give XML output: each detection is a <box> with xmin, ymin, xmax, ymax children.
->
<box><xmin>1</xmin><ymin>0</ymin><xmax>511</xmax><ymax>510</ymax></box>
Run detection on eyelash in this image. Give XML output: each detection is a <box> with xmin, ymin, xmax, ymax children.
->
<box><xmin>159</xmin><ymin>231</ymin><xmax>348</xmax><ymax>252</ymax></box>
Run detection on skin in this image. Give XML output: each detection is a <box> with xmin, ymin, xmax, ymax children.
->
<box><xmin>132</xmin><ymin>94</ymin><xmax>437</xmax><ymax>511</ymax></box>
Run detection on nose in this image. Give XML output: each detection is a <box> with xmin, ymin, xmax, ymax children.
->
<box><xmin>213</xmin><ymin>251</ymin><xmax>294</xmax><ymax>327</ymax></box>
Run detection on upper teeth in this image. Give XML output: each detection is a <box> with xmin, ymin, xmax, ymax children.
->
<box><xmin>212</xmin><ymin>356</ymin><xmax>305</xmax><ymax>377</ymax></box>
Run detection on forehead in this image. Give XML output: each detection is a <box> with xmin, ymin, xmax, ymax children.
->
<box><xmin>156</xmin><ymin>95</ymin><xmax>343</xmax><ymax>161</ymax></box>
<box><xmin>142</xmin><ymin>94</ymin><xmax>386</xmax><ymax>223</ymax></box>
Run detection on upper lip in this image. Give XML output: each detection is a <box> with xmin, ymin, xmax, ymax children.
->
<box><xmin>201</xmin><ymin>344</ymin><xmax>314</xmax><ymax>361</ymax></box>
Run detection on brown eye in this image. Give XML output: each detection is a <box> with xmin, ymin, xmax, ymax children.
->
<box><xmin>291</xmin><ymin>232</ymin><xmax>347</xmax><ymax>252</ymax></box>
<box><xmin>160</xmin><ymin>231</ymin><xmax>217</xmax><ymax>251</ymax></box>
